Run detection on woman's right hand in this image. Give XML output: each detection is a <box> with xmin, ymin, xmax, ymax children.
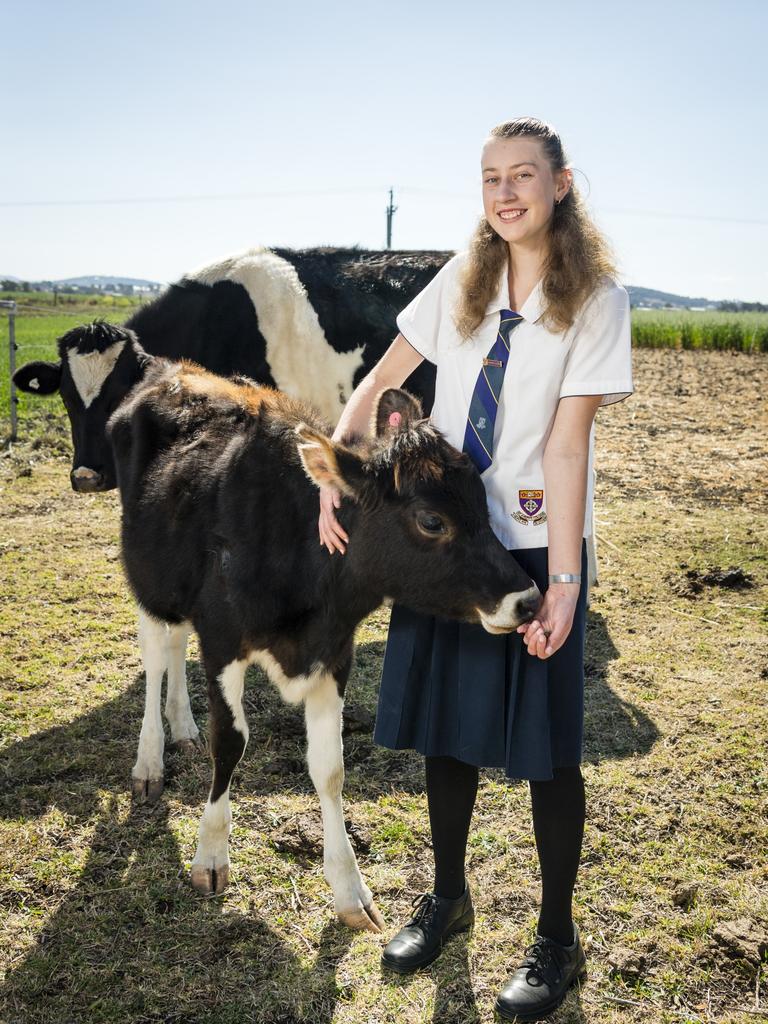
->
<box><xmin>315</xmin><ymin>333</ymin><xmax>424</xmax><ymax>556</ymax></box>
<box><xmin>318</xmin><ymin>483</ymin><xmax>349</xmax><ymax>555</ymax></box>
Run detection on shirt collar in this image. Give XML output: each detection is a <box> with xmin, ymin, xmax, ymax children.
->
<box><xmin>484</xmin><ymin>267</ymin><xmax>544</xmax><ymax>324</ymax></box>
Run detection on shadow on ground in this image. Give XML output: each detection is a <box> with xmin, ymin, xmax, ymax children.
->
<box><xmin>1</xmin><ymin>616</ymin><xmax>649</xmax><ymax>1021</ymax></box>
<box><xmin>0</xmin><ymin>798</ymin><xmax>356</xmax><ymax>1022</ymax></box>
<box><xmin>1</xmin><ymin>615</ymin><xmax>657</xmax><ymax>820</ymax></box>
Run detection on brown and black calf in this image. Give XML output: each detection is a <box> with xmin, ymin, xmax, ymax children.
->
<box><xmin>107</xmin><ymin>359</ymin><xmax>540</xmax><ymax>931</ymax></box>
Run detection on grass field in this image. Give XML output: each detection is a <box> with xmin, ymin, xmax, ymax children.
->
<box><xmin>1</xmin><ymin>349</ymin><xmax>766</xmax><ymax>1024</ymax></box>
<box><xmin>2</xmin><ymin>305</ymin><xmax>768</xmax><ymax>442</ymax></box>
<box><xmin>631</xmin><ymin>310</ymin><xmax>768</xmax><ymax>353</ymax></box>
<box><xmin>0</xmin><ymin>290</ymin><xmax>146</xmax><ymax>314</ymax></box>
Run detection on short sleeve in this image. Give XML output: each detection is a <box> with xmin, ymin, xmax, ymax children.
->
<box><xmin>395</xmin><ymin>254</ymin><xmax>462</xmax><ymax>365</ymax></box>
<box><xmin>559</xmin><ymin>280</ymin><xmax>634</xmax><ymax>407</ymax></box>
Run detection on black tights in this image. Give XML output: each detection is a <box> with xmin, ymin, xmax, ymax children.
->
<box><xmin>425</xmin><ymin>754</ymin><xmax>585</xmax><ymax>947</ymax></box>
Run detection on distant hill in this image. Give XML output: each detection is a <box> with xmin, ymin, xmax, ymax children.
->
<box><xmin>0</xmin><ymin>273</ymin><xmax>744</xmax><ymax>309</ymax></box>
<box><xmin>0</xmin><ymin>274</ymin><xmax>162</xmax><ymax>295</ymax></box>
<box><xmin>625</xmin><ymin>285</ymin><xmax>717</xmax><ymax>309</ymax></box>
<box><xmin>48</xmin><ymin>275</ymin><xmax>161</xmax><ymax>289</ymax></box>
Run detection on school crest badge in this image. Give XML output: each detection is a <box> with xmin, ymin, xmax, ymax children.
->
<box><xmin>511</xmin><ymin>489</ymin><xmax>547</xmax><ymax>526</ymax></box>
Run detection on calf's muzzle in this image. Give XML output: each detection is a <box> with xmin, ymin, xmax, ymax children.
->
<box><xmin>477</xmin><ymin>583</ymin><xmax>542</xmax><ymax>634</ymax></box>
<box><xmin>70</xmin><ymin>466</ymin><xmax>106</xmax><ymax>493</ymax></box>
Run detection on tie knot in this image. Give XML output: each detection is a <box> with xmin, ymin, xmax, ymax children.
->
<box><xmin>499</xmin><ymin>310</ymin><xmax>523</xmax><ymax>340</ymax></box>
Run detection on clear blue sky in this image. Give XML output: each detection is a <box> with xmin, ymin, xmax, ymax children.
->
<box><xmin>1</xmin><ymin>0</ymin><xmax>765</xmax><ymax>301</ymax></box>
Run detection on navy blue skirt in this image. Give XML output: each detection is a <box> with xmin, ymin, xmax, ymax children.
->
<box><xmin>373</xmin><ymin>540</ymin><xmax>588</xmax><ymax>781</ymax></box>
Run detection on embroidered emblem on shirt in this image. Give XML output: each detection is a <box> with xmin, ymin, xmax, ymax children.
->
<box><xmin>520</xmin><ymin>489</ymin><xmax>544</xmax><ymax>516</ymax></box>
<box><xmin>511</xmin><ymin>489</ymin><xmax>547</xmax><ymax>526</ymax></box>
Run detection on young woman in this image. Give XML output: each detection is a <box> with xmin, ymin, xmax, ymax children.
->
<box><xmin>317</xmin><ymin>117</ymin><xmax>633</xmax><ymax>1021</ymax></box>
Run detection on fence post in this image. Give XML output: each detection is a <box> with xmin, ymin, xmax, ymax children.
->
<box><xmin>1</xmin><ymin>300</ymin><xmax>18</xmax><ymax>441</ymax></box>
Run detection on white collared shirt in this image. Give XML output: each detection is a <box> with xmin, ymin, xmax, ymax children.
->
<box><xmin>396</xmin><ymin>250</ymin><xmax>634</xmax><ymax>550</ymax></box>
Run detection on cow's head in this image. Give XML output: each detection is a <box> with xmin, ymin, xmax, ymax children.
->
<box><xmin>296</xmin><ymin>387</ymin><xmax>541</xmax><ymax>633</ymax></box>
<box><xmin>13</xmin><ymin>321</ymin><xmax>150</xmax><ymax>493</ymax></box>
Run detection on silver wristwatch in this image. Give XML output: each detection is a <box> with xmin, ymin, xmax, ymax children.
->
<box><xmin>548</xmin><ymin>573</ymin><xmax>582</xmax><ymax>584</ymax></box>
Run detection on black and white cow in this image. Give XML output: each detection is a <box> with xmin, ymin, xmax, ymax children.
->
<box><xmin>12</xmin><ymin>246</ymin><xmax>447</xmax><ymax>491</ymax></box>
<box><xmin>12</xmin><ymin>245</ymin><xmax>600</xmax><ymax>583</ymax></box>
<box><xmin>107</xmin><ymin>359</ymin><xmax>541</xmax><ymax>930</ymax></box>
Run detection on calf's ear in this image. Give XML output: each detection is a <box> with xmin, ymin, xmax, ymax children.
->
<box><xmin>372</xmin><ymin>387</ymin><xmax>423</xmax><ymax>439</ymax></box>
<box><xmin>296</xmin><ymin>424</ymin><xmax>366</xmax><ymax>497</ymax></box>
<box><xmin>13</xmin><ymin>361</ymin><xmax>62</xmax><ymax>395</ymax></box>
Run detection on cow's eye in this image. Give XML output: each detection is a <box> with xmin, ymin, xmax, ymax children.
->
<box><xmin>416</xmin><ymin>511</ymin><xmax>445</xmax><ymax>535</ymax></box>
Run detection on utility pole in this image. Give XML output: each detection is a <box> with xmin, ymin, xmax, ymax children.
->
<box><xmin>385</xmin><ymin>188</ymin><xmax>398</xmax><ymax>249</ymax></box>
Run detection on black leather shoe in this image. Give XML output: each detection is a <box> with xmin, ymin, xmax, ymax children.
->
<box><xmin>381</xmin><ymin>884</ymin><xmax>474</xmax><ymax>974</ymax></box>
<box><xmin>495</xmin><ymin>923</ymin><xmax>587</xmax><ymax>1021</ymax></box>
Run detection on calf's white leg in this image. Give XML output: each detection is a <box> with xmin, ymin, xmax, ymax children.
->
<box><xmin>132</xmin><ymin>609</ymin><xmax>167</xmax><ymax>801</ymax></box>
<box><xmin>164</xmin><ymin>622</ymin><xmax>200</xmax><ymax>748</ymax></box>
<box><xmin>191</xmin><ymin>659</ymin><xmax>249</xmax><ymax>895</ymax></box>
<box><xmin>304</xmin><ymin>673</ymin><xmax>384</xmax><ymax>932</ymax></box>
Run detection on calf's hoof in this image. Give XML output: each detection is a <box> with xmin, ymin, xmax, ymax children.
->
<box><xmin>191</xmin><ymin>863</ymin><xmax>229</xmax><ymax>895</ymax></box>
<box><xmin>173</xmin><ymin>737</ymin><xmax>203</xmax><ymax>755</ymax></box>
<box><xmin>338</xmin><ymin>899</ymin><xmax>385</xmax><ymax>933</ymax></box>
<box><xmin>131</xmin><ymin>776</ymin><xmax>164</xmax><ymax>802</ymax></box>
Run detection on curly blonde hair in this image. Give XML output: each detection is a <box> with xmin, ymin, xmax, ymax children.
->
<box><xmin>453</xmin><ymin>117</ymin><xmax>617</xmax><ymax>339</ymax></box>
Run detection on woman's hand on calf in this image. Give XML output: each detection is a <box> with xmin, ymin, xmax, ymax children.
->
<box><xmin>318</xmin><ymin>484</ymin><xmax>348</xmax><ymax>555</ymax></box>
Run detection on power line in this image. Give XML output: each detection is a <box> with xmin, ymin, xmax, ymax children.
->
<box><xmin>597</xmin><ymin>206</ymin><xmax>768</xmax><ymax>227</ymax></box>
<box><xmin>0</xmin><ymin>186</ymin><xmax>764</xmax><ymax>227</ymax></box>
<box><xmin>390</xmin><ymin>187</ymin><xmax>768</xmax><ymax>225</ymax></box>
<box><xmin>0</xmin><ymin>187</ymin><xmax>383</xmax><ymax>208</ymax></box>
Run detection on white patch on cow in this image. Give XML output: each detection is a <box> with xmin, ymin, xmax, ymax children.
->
<box><xmin>72</xmin><ymin>466</ymin><xmax>99</xmax><ymax>480</ymax></box>
<box><xmin>191</xmin><ymin>659</ymin><xmax>248</xmax><ymax>883</ymax></box>
<box><xmin>29</xmin><ymin>377</ymin><xmax>40</xmax><ymax>390</ymax></box>
<box><xmin>192</xmin><ymin>793</ymin><xmax>233</xmax><ymax>880</ymax></box>
<box><xmin>67</xmin><ymin>340</ymin><xmax>125</xmax><ymax>408</ymax></box>
<box><xmin>246</xmin><ymin>649</ymin><xmax>373</xmax><ymax>920</ymax></box>
<box><xmin>218</xmin><ymin>659</ymin><xmax>249</xmax><ymax>743</ymax></box>
<box><xmin>478</xmin><ymin>584</ymin><xmax>542</xmax><ymax>634</ymax></box>
<box><xmin>165</xmin><ymin>622</ymin><xmax>198</xmax><ymax>743</ymax></box>
<box><xmin>186</xmin><ymin>248</ymin><xmax>364</xmax><ymax>425</ymax></box>
<box><xmin>133</xmin><ymin>612</ymin><xmax>197</xmax><ymax>789</ymax></box>
<box><xmin>304</xmin><ymin>672</ymin><xmax>373</xmax><ymax>921</ymax></box>
<box><xmin>250</xmin><ymin>648</ymin><xmax>328</xmax><ymax>705</ymax></box>
<box><xmin>132</xmin><ymin>610</ymin><xmax>168</xmax><ymax>785</ymax></box>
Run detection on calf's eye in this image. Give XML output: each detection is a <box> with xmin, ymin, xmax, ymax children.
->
<box><xmin>416</xmin><ymin>511</ymin><xmax>445</xmax><ymax>535</ymax></box>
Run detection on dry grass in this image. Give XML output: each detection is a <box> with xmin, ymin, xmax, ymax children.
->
<box><xmin>1</xmin><ymin>349</ymin><xmax>766</xmax><ymax>1024</ymax></box>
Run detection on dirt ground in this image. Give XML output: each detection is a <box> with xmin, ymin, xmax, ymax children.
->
<box><xmin>0</xmin><ymin>349</ymin><xmax>766</xmax><ymax>1024</ymax></box>
<box><xmin>594</xmin><ymin>348</ymin><xmax>766</xmax><ymax>509</ymax></box>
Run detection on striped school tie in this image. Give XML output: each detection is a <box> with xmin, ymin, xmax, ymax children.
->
<box><xmin>462</xmin><ymin>308</ymin><xmax>523</xmax><ymax>472</ymax></box>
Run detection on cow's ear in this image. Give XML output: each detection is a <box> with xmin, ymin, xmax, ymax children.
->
<box><xmin>296</xmin><ymin>424</ymin><xmax>366</xmax><ymax>497</ymax></box>
<box><xmin>372</xmin><ymin>387</ymin><xmax>423</xmax><ymax>438</ymax></box>
<box><xmin>13</xmin><ymin>360</ymin><xmax>62</xmax><ymax>396</ymax></box>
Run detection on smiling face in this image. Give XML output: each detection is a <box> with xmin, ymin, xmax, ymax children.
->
<box><xmin>481</xmin><ymin>135</ymin><xmax>571</xmax><ymax>249</ymax></box>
